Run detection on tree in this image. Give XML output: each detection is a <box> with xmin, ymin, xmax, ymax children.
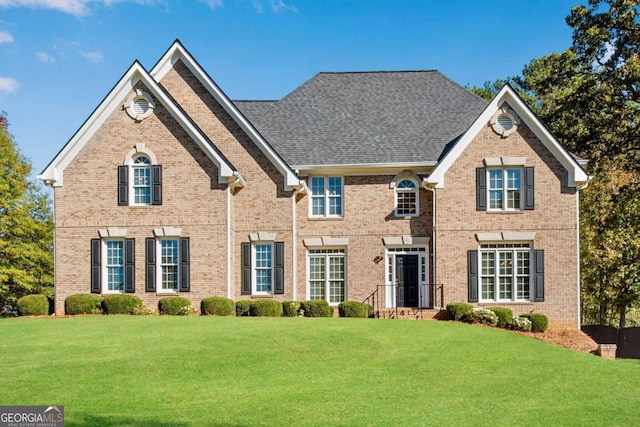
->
<box><xmin>469</xmin><ymin>0</ymin><xmax>640</xmax><ymax>326</ymax></box>
<box><xmin>0</xmin><ymin>112</ymin><xmax>54</xmax><ymax>312</ymax></box>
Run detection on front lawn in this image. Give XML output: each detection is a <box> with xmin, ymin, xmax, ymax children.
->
<box><xmin>2</xmin><ymin>316</ymin><xmax>638</xmax><ymax>426</ymax></box>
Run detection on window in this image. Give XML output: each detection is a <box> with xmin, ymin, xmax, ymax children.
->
<box><xmin>310</xmin><ymin>177</ymin><xmax>343</xmax><ymax>217</ymax></box>
<box><xmin>307</xmin><ymin>249</ymin><xmax>346</xmax><ymax>304</ymax></box>
<box><xmin>395</xmin><ymin>179</ymin><xmax>419</xmax><ymax>217</ymax></box>
<box><xmin>160</xmin><ymin>239</ymin><xmax>179</xmax><ymax>292</ymax></box>
<box><xmin>241</xmin><ymin>242</ymin><xmax>284</xmax><ymax>295</ymax></box>
<box><xmin>90</xmin><ymin>238</ymin><xmax>134</xmax><ymax>294</ymax></box>
<box><xmin>488</xmin><ymin>168</ymin><xmax>521</xmax><ymax>210</ymax></box>
<box><xmin>144</xmin><ymin>237</ymin><xmax>190</xmax><ymax>293</ymax></box>
<box><xmin>479</xmin><ymin>243</ymin><xmax>531</xmax><ymax>302</ymax></box>
<box><xmin>132</xmin><ymin>155</ymin><xmax>152</xmax><ymax>205</ymax></box>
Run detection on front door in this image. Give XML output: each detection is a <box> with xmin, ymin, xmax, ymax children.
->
<box><xmin>396</xmin><ymin>255</ymin><xmax>419</xmax><ymax>307</ymax></box>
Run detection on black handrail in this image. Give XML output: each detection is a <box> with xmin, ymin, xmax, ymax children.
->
<box><xmin>363</xmin><ymin>284</ymin><xmax>445</xmax><ymax>319</ymax></box>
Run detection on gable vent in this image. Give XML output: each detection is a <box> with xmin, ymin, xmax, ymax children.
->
<box><xmin>133</xmin><ymin>97</ymin><xmax>149</xmax><ymax>115</ymax></box>
<box><xmin>497</xmin><ymin>115</ymin><xmax>514</xmax><ymax>131</ymax></box>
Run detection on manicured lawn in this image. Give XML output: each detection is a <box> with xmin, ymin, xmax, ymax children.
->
<box><xmin>2</xmin><ymin>316</ymin><xmax>639</xmax><ymax>426</ymax></box>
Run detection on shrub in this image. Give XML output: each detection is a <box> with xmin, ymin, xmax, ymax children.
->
<box><xmin>102</xmin><ymin>294</ymin><xmax>142</xmax><ymax>315</ymax></box>
<box><xmin>158</xmin><ymin>297</ymin><xmax>192</xmax><ymax>316</ymax></box>
<box><xmin>201</xmin><ymin>297</ymin><xmax>235</xmax><ymax>316</ymax></box>
<box><xmin>488</xmin><ymin>307</ymin><xmax>514</xmax><ymax>328</ymax></box>
<box><xmin>462</xmin><ymin>308</ymin><xmax>498</xmax><ymax>326</ymax></box>
<box><xmin>249</xmin><ymin>300</ymin><xmax>283</xmax><ymax>317</ymax></box>
<box><xmin>17</xmin><ymin>295</ymin><xmax>49</xmax><ymax>316</ymax></box>
<box><xmin>65</xmin><ymin>294</ymin><xmax>103</xmax><ymax>315</ymax></box>
<box><xmin>132</xmin><ymin>304</ymin><xmax>156</xmax><ymax>315</ymax></box>
<box><xmin>338</xmin><ymin>301</ymin><xmax>372</xmax><ymax>318</ymax></box>
<box><xmin>520</xmin><ymin>313</ymin><xmax>549</xmax><ymax>332</ymax></box>
<box><xmin>510</xmin><ymin>316</ymin><xmax>532</xmax><ymax>332</ymax></box>
<box><xmin>445</xmin><ymin>302</ymin><xmax>473</xmax><ymax>321</ymax></box>
<box><xmin>235</xmin><ymin>300</ymin><xmax>252</xmax><ymax>316</ymax></box>
<box><xmin>300</xmin><ymin>300</ymin><xmax>333</xmax><ymax>317</ymax></box>
<box><xmin>282</xmin><ymin>301</ymin><xmax>301</xmax><ymax>317</ymax></box>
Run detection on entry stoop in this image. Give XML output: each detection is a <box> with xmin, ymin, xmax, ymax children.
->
<box><xmin>376</xmin><ymin>308</ymin><xmax>443</xmax><ymax>320</ymax></box>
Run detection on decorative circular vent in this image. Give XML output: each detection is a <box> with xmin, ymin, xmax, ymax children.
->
<box><xmin>490</xmin><ymin>107</ymin><xmax>520</xmax><ymax>137</ymax></box>
<box><xmin>125</xmin><ymin>89</ymin><xmax>155</xmax><ymax>121</ymax></box>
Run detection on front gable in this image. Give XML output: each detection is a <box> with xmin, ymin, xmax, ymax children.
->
<box><xmin>38</xmin><ymin>61</ymin><xmax>238</xmax><ymax>188</ymax></box>
<box><xmin>425</xmin><ymin>85</ymin><xmax>590</xmax><ymax>190</ymax></box>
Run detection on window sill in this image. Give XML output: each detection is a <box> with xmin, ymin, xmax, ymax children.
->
<box><xmin>308</xmin><ymin>217</ymin><xmax>344</xmax><ymax>221</ymax></box>
<box><xmin>250</xmin><ymin>294</ymin><xmax>274</xmax><ymax>299</ymax></box>
<box><xmin>156</xmin><ymin>292</ymin><xmax>180</xmax><ymax>296</ymax></box>
<box><xmin>485</xmin><ymin>210</ymin><xmax>524</xmax><ymax>214</ymax></box>
<box><xmin>478</xmin><ymin>301</ymin><xmax>534</xmax><ymax>305</ymax></box>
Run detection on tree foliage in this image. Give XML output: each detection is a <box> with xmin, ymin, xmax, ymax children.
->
<box><xmin>0</xmin><ymin>113</ymin><xmax>54</xmax><ymax>311</ymax></box>
<box><xmin>469</xmin><ymin>0</ymin><xmax>640</xmax><ymax>326</ymax></box>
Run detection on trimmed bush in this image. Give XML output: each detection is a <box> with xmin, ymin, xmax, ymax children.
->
<box><xmin>283</xmin><ymin>301</ymin><xmax>301</xmax><ymax>317</ymax></box>
<box><xmin>102</xmin><ymin>294</ymin><xmax>142</xmax><ymax>315</ymax></box>
<box><xmin>236</xmin><ymin>300</ymin><xmax>252</xmax><ymax>316</ymax></box>
<box><xmin>445</xmin><ymin>302</ymin><xmax>473</xmax><ymax>321</ymax></box>
<box><xmin>249</xmin><ymin>300</ymin><xmax>283</xmax><ymax>317</ymax></box>
<box><xmin>338</xmin><ymin>301</ymin><xmax>372</xmax><ymax>318</ymax></box>
<box><xmin>520</xmin><ymin>313</ymin><xmax>549</xmax><ymax>332</ymax></box>
<box><xmin>300</xmin><ymin>300</ymin><xmax>333</xmax><ymax>317</ymax></box>
<box><xmin>488</xmin><ymin>307</ymin><xmax>514</xmax><ymax>328</ymax></box>
<box><xmin>510</xmin><ymin>316</ymin><xmax>532</xmax><ymax>332</ymax></box>
<box><xmin>462</xmin><ymin>308</ymin><xmax>498</xmax><ymax>326</ymax></box>
<box><xmin>65</xmin><ymin>294</ymin><xmax>103</xmax><ymax>315</ymax></box>
<box><xmin>201</xmin><ymin>297</ymin><xmax>235</xmax><ymax>316</ymax></box>
<box><xmin>158</xmin><ymin>297</ymin><xmax>192</xmax><ymax>316</ymax></box>
<box><xmin>17</xmin><ymin>295</ymin><xmax>49</xmax><ymax>316</ymax></box>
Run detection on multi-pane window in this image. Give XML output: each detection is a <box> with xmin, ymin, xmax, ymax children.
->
<box><xmin>395</xmin><ymin>179</ymin><xmax>418</xmax><ymax>217</ymax></box>
<box><xmin>132</xmin><ymin>155</ymin><xmax>152</xmax><ymax>205</ymax></box>
<box><xmin>488</xmin><ymin>168</ymin><xmax>521</xmax><ymax>210</ymax></box>
<box><xmin>308</xmin><ymin>249</ymin><xmax>346</xmax><ymax>304</ymax></box>
<box><xmin>479</xmin><ymin>243</ymin><xmax>530</xmax><ymax>301</ymax></box>
<box><xmin>160</xmin><ymin>239</ymin><xmax>179</xmax><ymax>291</ymax></box>
<box><xmin>254</xmin><ymin>243</ymin><xmax>273</xmax><ymax>293</ymax></box>
<box><xmin>310</xmin><ymin>177</ymin><xmax>343</xmax><ymax>217</ymax></box>
<box><xmin>105</xmin><ymin>240</ymin><xmax>124</xmax><ymax>292</ymax></box>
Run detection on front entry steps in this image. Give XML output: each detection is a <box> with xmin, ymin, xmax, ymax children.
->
<box><xmin>375</xmin><ymin>308</ymin><xmax>444</xmax><ymax>320</ymax></box>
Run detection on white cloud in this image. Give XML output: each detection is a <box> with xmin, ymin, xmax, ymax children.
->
<box><xmin>269</xmin><ymin>0</ymin><xmax>296</xmax><ymax>13</ymax></box>
<box><xmin>36</xmin><ymin>51</ymin><xmax>55</xmax><ymax>63</ymax></box>
<box><xmin>0</xmin><ymin>0</ymin><xmax>166</xmax><ymax>17</ymax></box>
<box><xmin>0</xmin><ymin>29</ymin><xmax>14</xmax><ymax>43</ymax></box>
<box><xmin>0</xmin><ymin>76</ymin><xmax>18</xmax><ymax>93</ymax></box>
<box><xmin>197</xmin><ymin>0</ymin><xmax>222</xmax><ymax>10</ymax></box>
<box><xmin>81</xmin><ymin>50</ymin><xmax>103</xmax><ymax>63</ymax></box>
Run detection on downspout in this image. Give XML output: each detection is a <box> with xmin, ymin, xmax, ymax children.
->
<box><xmin>575</xmin><ymin>177</ymin><xmax>590</xmax><ymax>329</ymax></box>
<box><xmin>226</xmin><ymin>185</ymin><xmax>232</xmax><ymax>299</ymax></box>
<box><xmin>423</xmin><ymin>180</ymin><xmax>437</xmax><ymax>308</ymax></box>
<box><xmin>291</xmin><ymin>179</ymin><xmax>308</xmax><ymax>302</ymax></box>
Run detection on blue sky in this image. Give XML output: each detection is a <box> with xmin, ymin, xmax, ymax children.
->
<box><xmin>0</xmin><ymin>0</ymin><xmax>583</xmax><ymax>174</ymax></box>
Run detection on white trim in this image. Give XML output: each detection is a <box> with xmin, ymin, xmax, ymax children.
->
<box><xmin>124</xmin><ymin>143</ymin><xmax>158</xmax><ymax>165</ymax></box>
<box><xmin>425</xmin><ymin>85</ymin><xmax>589</xmax><ymax>189</ymax></box>
<box><xmin>102</xmin><ymin>238</ymin><xmax>125</xmax><ymax>294</ymax></box>
<box><xmin>294</xmin><ymin>162</ymin><xmax>436</xmax><ymax>177</ymax></box>
<box><xmin>157</xmin><ymin>238</ymin><xmax>180</xmax><ymax>293</ymax></box>
<box><xmin>249</xmin><ymin>231</ymin><xmax>278</xmax><ymax>242</ymax></box>
<box><xmin>98</xmin><ymin>227</ymin><xmax>127</xmax><ymax>238</ymax></box>
<box><xmin>226</xmin><ymin>186</ymin><xmax>232</xmax><ymax>299</ymax></box>
<box><xmin>477</xmin><ymin>243</ymin><xmax>533</xmax><ymax>302</ymax></box>
<box><xmin>124</xmin><ymin>89</ymin><xmax>155</xmax><ymax>121</ymax></box>
<box><xmin>303</xmin><ymin>237</ymin><xmax>350</xmax><ymax>247</ymax></box>
<box><xmin>308</xmin><ymin>176</ymin><xmax>343</xmax><ymax>218</ymax></box>
<box><xmin>150</xmin><ymin>40</ymin><xmax>301</xmax><ymax>191</ymax></box>
<box><xmin>252</xmin><ymin>242</ymin><xmax>274</xmax><ymax>295</ymax></box>
<box><xmin>475</xmin><ymin>231</ymin><xmax>536</xmax><ymax>242</ymax></box>
<box><xmin>38</xmin><ymin>61</ymin><xmax>237</xmax><ymax>187</ymax></box>
<box><xmin>153</xmin><ymin>227</ymin><xmax>182</xmax><ymax>237</ymax></box>
<box><xmin>383</xmin><ymin>245</ymin><xmax>430</xmax><ymax>308</ymax></box>
<box><xmin>306</xmin><ymin>247</ymin><xmax>347</xmax><ymax>305</ymax></box>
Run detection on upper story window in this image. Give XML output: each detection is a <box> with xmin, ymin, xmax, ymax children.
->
<box><xmin>132</xmin><ymin>155</ymin><xmax>152</xmax><ymax>205</ymax></box>
<box><xmin>310</xmin><ymin>176</ymin><xmax>343</xmax><ymax>218</ymax></box>
<box><xmin>488</xmin><ymin>168</ymin><xmax>521</xmax><ymax>210</ymax></box>
<box><xmin>119</xmin><ymin>144</ymin><xmax>162</xmax><ymax>207</ymax></box>
<box><xmin>395</xmin><ymin>179</ymin><xmax>419</xmax><ymax>217</ymax></box>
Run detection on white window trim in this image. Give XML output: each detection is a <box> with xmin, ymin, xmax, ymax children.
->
<box><xmin>157</xmin><ymin>238</ymin><xmax>180</xmax><ymax>293</ymax></box>
<box><xmin>102</xmin><ymin>238</ymin><xmax>125</xmax><ymax>294</ymax></box>
<box><xmin>394</xmin><ymin>178</ymin><xmax>420</xmax><ymax>217</ymax></box>
<box><xmin>306</xmin><ymin>247</ymin><xmax>347</xmax><ymax>306</ymax></box>
<box><xmin>309</xmin><ymin>176</ymin><xmax>343</xmax><ymax>218</ymax></box>
<box><xmin>252</xmin><ymin>242</ymin><xmax>274</xmax><ymax>295</ymax></box>
<box><xmin>487</xmin><ymin>167</ymin><xmax>523</xmax><ymax>211</ymax></box>
<box><xmin>131</xmin><ymin>155</ymin><xmax>152</xmax><ymax>206</ymax></box>
<box><xmin>478</xmin><ymin>242</ymin><xmax>532</xmax><ymax>302</ymax></box>
<box><xmin>124</xmin><ymin>89</ymin><xmax>156</xmax><ymax>121</ymax></box>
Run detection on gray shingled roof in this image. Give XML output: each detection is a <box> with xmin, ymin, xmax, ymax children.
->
<box><xmin>234</xmin><ymin>71</ymin><xmax>488</xmax><ymax>166</ymax></box>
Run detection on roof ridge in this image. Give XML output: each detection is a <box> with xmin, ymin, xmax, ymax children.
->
<box><xmin>316</xmin><ymin>70</ymin><xmax>440</xmax><ymax>75</ymax></box>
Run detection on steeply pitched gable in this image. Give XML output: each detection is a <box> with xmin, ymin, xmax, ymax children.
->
<box><xmin>39</xmin><ymin>61</ymin><xmax>238</xmax><ymax>187</ymax></box>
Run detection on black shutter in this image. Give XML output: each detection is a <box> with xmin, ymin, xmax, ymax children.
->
<box><xmin>534</xmin><ymin>250</ymin><xmax>544</xmax><ymax>302</ymax></box>
<box><xmin>467</xmin><ymin>250</ymin><xmax>479</xmax><ymax>303</ymax></box>
<box><xmin>118</xmin><ymin>166</ymin><xmax>129</xmax><ymax>206</ymax></box>
<box><xmin>179</xmin><ymin>237</ymin><xmax>190</xmax><ymax>292</ymax></box>
<box><xmin>524</xmin><ymin>167</ymin><xmax>535</xmax><ymax>210</ymax></box>
<box><xmin>274</xmin><ymin>242</ymin><xmax>284</xmax><ymax>294</ymax></box>
<box><xmin>241</xmin><ymin>242</ymin><xmax>251</xmax><ymax>295</ymax></box>
<box><xmin>145</xmin><ymin>238</ymin><xmax>156</xmax><ymax>292</ymax></box>
<box><xmin>476</xmin><ymin>167</ymin><xmax>487</xmax><ymax>211</ymax></box>
<box><xmin>152</xmin><ymin>165</ymin><xmax>162</xmax><ymax>205</ymax></box>
<box><xmin>124</xmin><ymin>238</ymin><xmax>135</xmax><ymax>293</ymax></box>
<box><xmin>91</xmin><ymin>239</ymin><xmax>101</xmax><ymax>294</ymax></box>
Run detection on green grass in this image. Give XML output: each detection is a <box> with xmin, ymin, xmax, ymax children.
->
<box><xmin>2</xmin><ymin>317</ymin><xmax>639</xmax><ymax>426</ymax></box>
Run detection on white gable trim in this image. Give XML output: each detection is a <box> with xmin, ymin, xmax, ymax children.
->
<box><xmin>425</xmin><ymin>85</ymin><xmax>589</xmax><ymax>189</ymax></box>
<box><xmin>151</xmin><ymin>40</ymin><xmax>301</xmax><ymax>191</ymax></box>
<box><xmin>38</xmin><ymin>61</ymin><xmax>237</xmax><ymax>187</ymax></box>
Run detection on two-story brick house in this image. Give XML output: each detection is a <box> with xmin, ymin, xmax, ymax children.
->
<box><xmin>39</xmin><ymin>41</ymin><xmax>589</xmax><ymax>328</ymax></box>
